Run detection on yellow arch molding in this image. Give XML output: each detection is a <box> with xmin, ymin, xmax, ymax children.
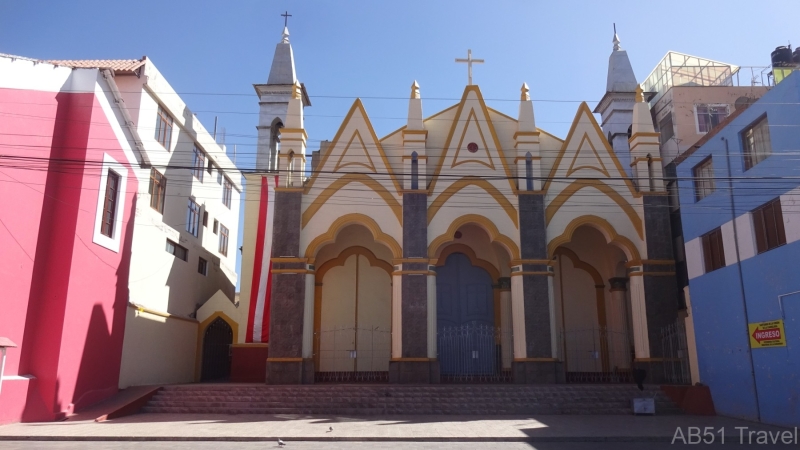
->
<box><xmin>428</xmin><ymin>177</ymin><xmax>518</xmax><ymax>228</ymax></box>
<box><xmin>428</xmin><ymin>214</ymin><xmax>520</xmax><ymax>260</ymax></box>
<box><xmin>547</xmin><ymin>215</ymin><xmax>641</xmax><ymax>262</ymax></box>
<box><xmin>546</xmin><ymin>179</ymin><xmax>643</xmax><ymax>239</ymax></box>
<box><xmin>302</xmin><ymin>173</ymin><xmax>402</xmax><ymax>228</ymax></box>
<box><xmin>195</xmin><ymin>311</ymin><xmax>239</xmax><ymax>381</ymax></box>
<box><xmin>304</xmin><ymin>213</ymin><xmax>402</xmax><ymax>259</ymax></box>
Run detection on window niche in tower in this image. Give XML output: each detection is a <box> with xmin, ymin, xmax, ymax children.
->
<box><xmin>287</xmin><ymin>151</ymin><xmax>295</xmax><ymax>187</ymax></box>
<box><xmin>270</xmin><ymin>119</ymin><xmax>284</xmax><ymax>173</ymax></box>
<box><xmin>411</xmin><ymin>151</ymin><xmax>419</xmax><ymax>190</ymax></box>
<box><xmin>525</xmin><ymin>152</ymin><xmax>533</xmax><ymax>191</ymax></box>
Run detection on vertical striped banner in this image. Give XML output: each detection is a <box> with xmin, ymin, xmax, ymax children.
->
<box><xmin>246</xmin><ymin>175</ymin><xmax>278</xmax><ymax>343</ymax></box>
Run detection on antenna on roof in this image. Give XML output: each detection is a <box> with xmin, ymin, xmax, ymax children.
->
<box><xmin>213</xmin><ymin>116</ymin><xmax>218</xmax><ymax>140</ymax></box>
<box><xmin>233</xmin><ymin>145</ymin><xmax>237</xmax><ymax>164</ymax></box>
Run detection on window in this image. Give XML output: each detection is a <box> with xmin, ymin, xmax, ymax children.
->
<box><xmin>213</xmin><ymin>219</ymin><xmax>219</xmax><ymax>234</ymax></box>
<box><xmin>217</xmin><ymin>169</ymin><xmax>223</xmax><ymax>185</ymax></box>
<box><xmin>219</xmin><ymin>224</ymin><xmax>229</xmax><ymax>256</ymax></box>
<box><xmin>701</xmin><ymin>228</ymin><xmax>725</xmax><ymax>273</ymax></box>
<box><xmin>155</xmin><ymin>106</ymin><xmax>173</xmax><ymax>150</ymax></box>
<box><xmin>207</xmin><ymin>160</ymin><xmax>214</xmax><ymax>175</ymax></box>
<box><xmin>100</xmin><ymin>170</ymin><xmax>121</xmax><ymax>237</ymax></box>
<box><xmin>752</xmin><ymin>198</ymin><xmax>786</xmax><ymax>254</ymax></box>
<box><xmin>223</xmin><ymin>178</ymin><xmax>233</xmax><ymax>209</ymax></box>
<box><xmin>695</xmin><ymin>104</ymin><xmax>729</xmax><ymax>134</ymax></box>
<box><xmin>203</xmin><ymin>210</ymin><xmax>208</xmax><ymax>227</ymax></box>
<box><xmin>525</xmin><ymin>152</ymin><xmax>533</xmax><ymax>191</ymax></box>
<box><xmin>743</xmin><ymin>116</ymin><xmax>772</xmax><ymax>170</ymax></box>
<box><xmin>411</xmin><ymin>152</ymin><xmax>419</xmax><ymax>190</ymax></box>
<box><xmin>658</xmin><ymin>114</ymin><xmax>674</xmax><ymax>146</ymax></box>
<box><xmin>198</xmin><ymin>257</ymin><xmax>208</xmax><ymax>276</ymax></box>
<box><xmin>148</xmin><ymin>168</ymin><xmax>167</xmax><ymax>213</ymax></box>
<box><xmin>192</xmin><ymin>146</ymin><xmax>205</xmax><ymax>181</ymax></box>
<box><xmin>186</xmin><ymin>198</ymin><xmax>200</xmax><ymax>237</ymax></box>
<box><xmin>166</xmin><ymin>239</ymin><xmax>188</xmax><ymax>261</ymax></box>
<box><xmin>693</xmin><ymin>156</ymin><xmax>715</xmax><ymax>201</ymax></box>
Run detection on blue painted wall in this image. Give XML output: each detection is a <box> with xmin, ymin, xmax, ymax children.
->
<box><xmin>676</xmin><ymin>72</ymin><xmax>800</xmax><ymax>427</ymax></box>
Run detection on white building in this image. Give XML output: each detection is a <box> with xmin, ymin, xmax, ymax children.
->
<box><xmin>49</xmin><ymin>58</ymin><xmax>243</xmax><ymax>386</ymax></box>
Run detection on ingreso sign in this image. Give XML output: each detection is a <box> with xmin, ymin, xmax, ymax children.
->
<box><xmin>748</xmin><ymin>320</ymin><xmax>787</xmax><ymax>348</ymax></box>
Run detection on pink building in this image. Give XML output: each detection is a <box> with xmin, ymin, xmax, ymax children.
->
<box><xmin>0</xmin><ymin>54</ymin><xmax>146</xmax><ymax>423</ymax></box>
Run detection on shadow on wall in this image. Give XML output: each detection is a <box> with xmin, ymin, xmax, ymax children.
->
<box><xmin>17</xmin><ymin>88</ymin><xmax>137</xmax><ymax>421</ymax></box>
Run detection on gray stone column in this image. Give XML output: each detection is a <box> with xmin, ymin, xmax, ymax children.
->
<box><xmin>389</xmin><ymin>192</ymin><xmax>438</xmax><ymax>383</ymax></box>
<box><xmin>635</xmin><ymin>194</ymin><xmax>680</xmax><ymax>382</ymax></box>
<box><xmin>513</xmin><ymin>193</ymin><xmax>562</xmax><ymax>383</ymax></box>
<box><xmin>266</xmin><ymin>190</ymin><xmax>311</xmax><ymax>384</ymax></box>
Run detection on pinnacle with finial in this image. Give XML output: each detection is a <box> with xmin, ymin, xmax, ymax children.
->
<box><xmin>612</xmin><ymin>23</ymin><xmax>621</xmax><ymax>51</ymax></box>
<box><xmin>281</xmin><ymin>26</ymin><xmax>290</xmax><ymax>44</ymax></box>
<box><xmin>411</xmin><ymin>80</ymin><xmax>420</xmax><ymax>99</ymax></box>
<box><xmin>520</xmin><ymin>82</ymin><xmax>530</xmax><ymax>101</ymax></box>
<box><xmin>635</xmin><ymin>84</ymin><xmax>644</xmax><ymax>103</ymax></box>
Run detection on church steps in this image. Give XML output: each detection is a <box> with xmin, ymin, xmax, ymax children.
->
<box><xmin>140</xmin><ymin>384</ymin><xmax>683</xmax><ymax>415</ymax></box>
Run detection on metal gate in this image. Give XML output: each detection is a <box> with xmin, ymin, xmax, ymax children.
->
<box><xmin>560</xmin><ymin>328</ymin><xmax>633</xmax><ymax>383</ymax></box>
<box><xmin>659</xmin><ymin>321</ymin><xmax>691</xmax><ymax>385</ymax></box>
<box><xmin>437</xmin><ymin>324</ymin><xmax>511</xmax><ymax>382</ymax></box>
<box><xmin>201</xmin><ymin>317</ymin><xmax>232</xmax><ymax>382</ymax></box>
<box><xmin>315</xmin><ymin>326</ymin><xmax>391</xmax><ymax>382</ymax></box>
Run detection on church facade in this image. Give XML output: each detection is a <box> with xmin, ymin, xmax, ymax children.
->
<box><xmin>236</xmin><ymin>27</ymin><xmax>680</xmax><ymax>384</ymax></box>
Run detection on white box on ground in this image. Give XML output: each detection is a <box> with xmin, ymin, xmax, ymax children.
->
<box><xmin>632</xmin><ymin>398</ymin><xmax>655</xmax><ymax>415</ymax></box>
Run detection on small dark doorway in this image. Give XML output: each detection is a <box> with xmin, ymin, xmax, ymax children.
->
<box><xmin>201</xmin><ymin>317</ymin><xmax>232</xmax><ymax>382</ymax></box>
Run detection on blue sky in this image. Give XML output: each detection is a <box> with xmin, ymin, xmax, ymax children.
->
<box><xmin>3</xmin><ymin>0</ymin><xmax>799</xmax><ymax>288</ymax></box>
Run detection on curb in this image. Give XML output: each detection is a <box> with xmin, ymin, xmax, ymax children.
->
<box><xmin>0</xmin><ymin>436</ymin><xmax>679</xmax><ymax>443</ymax></box>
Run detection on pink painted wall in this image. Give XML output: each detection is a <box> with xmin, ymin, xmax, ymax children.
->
<box><xmin>0</xmin><ymin>84</ymin><xmax>137</xmax><ymax>423</ymax></box>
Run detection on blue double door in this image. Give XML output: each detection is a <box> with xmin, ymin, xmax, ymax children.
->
<box><xmin>436</xmin><ymin>252</ymin><xmax>496</xmax><ymax>376</ymax></box>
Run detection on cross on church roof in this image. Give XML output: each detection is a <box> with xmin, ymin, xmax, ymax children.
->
<box><xmin>455</xmin><ymin>49</ymin><xmax>484</xmax><ymax>85</ymax></box>
<box><xmin>282</xmin><ymin>11</ymin><xmax>292</xmax><ymax>27</ymax></box>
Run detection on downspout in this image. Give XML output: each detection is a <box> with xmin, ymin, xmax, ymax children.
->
<box><xmin>722</xmin><ymin>136</ymin><xmax>761</xmax><ymax>422</ymax></box>
<box><xmin>101</xmin><ymin>69</ymin><xmax>151</xmax><ymax>169</ymax></box>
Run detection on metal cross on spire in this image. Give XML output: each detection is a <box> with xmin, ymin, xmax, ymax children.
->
<box><xmin>455</xmin><ymin>49</ymin><xmax>484</xmax><ymax>85</ymax></box>
<box><xmin>281</xmin><ymin>11</ymin><xmax>292</xmax><ymax>27</ymax></box>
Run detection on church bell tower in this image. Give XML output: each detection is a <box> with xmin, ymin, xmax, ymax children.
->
<box><xmin>255</xmin><ymin>25</ymin><xmax>311</xmax><ymax>172</ymax></box>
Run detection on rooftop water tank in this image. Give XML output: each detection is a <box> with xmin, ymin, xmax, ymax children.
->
<box><xmin>772</xmin><ymin>46</ymin><xmax>793</xmax><ymax>67</ymax></box>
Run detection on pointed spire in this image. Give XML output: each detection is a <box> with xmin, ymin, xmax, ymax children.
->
<box><xmin>517</xmin><ymin>82</ymin><xmax>536</xmax><ymax>132</ymax></box>
<box><xmin>407</xmin><ymin>80</ymin><xmax>423</xmax><ymax>129</ymax></box>
<box><xmin>410</xmin><ymin>80</ymin><xmax>420</xmax><ymax>99</ymax></box>
<box><xmin>631</xmin><ymin>85</ymin><xmax>655</xmax><ymax>135</ymax></box>
<box><xmin>605</xmin><ymin>24</ymin><xmax>637</xmax><ymax>92</ymax></box>
<box><xmin>267</xmin><ymin>26</ymin><xmax>297</xmax><ymax>85</ymax></box>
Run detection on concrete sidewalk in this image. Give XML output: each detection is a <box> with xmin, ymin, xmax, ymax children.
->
<box><xmin>0</xmin><ymin>413</ymin><xmax>793</xmax><ymax>443</ymax></box>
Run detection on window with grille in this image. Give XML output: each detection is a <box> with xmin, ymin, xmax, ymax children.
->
<box><xmin>166</xmin><ymin>239</ymin><xmax>187</xmax><ymax>261</ymax></box>
<box><xmin>186</xmin><ymin>199</ymin><xmax>200</xmax><ymax>237</ymax></box>
<box><xmin>192</xmin><ymin>146</ymin><xmax>205</xmax><ymax>181</ymax></box>
<box><xmin>198</xmin><ymin>257</ymin><xmax>208</xmax><ymax>276</ymax></box>
<box><xmin>695</xmin><ymin>104</ymin><xmax>729</xmax><ymax>133</ymax></box>
<box><xmin>101</xmin><ymin>170</ymin><xmax>120</xmax><ymax>237</ymax></box>
<box><xmin>155</xmin><ymin>106</ymin><xmax>173</xmax><ymax>150</ymax></box>
<box><xmin>213</xmin><ymin>219</ymin><xmax>219</xmax><ymax>234</ymax></box>
<box><xmin>693</xmin><ymin>156</ymin><xmax>715</xmax><ymax>201</ymax></box>
<box><xmin>743</xmin><ymin>116</ymin><xmax>772</xmax><ymax>171</ymax></box>
<box><xmin>148</xmin><ymin>168</ymin><xmax>167</xmax><ymax>213</ymax></box>
<box><xmin>223</xmin><ymin>178</ymin><xmax>232</xmax><ymax>209</ymax></box>
<box><xmin>219</xmin><ymin>224</ymin><xmax>229</xmax><ymax>256</ymax></box>
<box><xmin>658</xmin><ymin>114</ymin><xmax>674</xmax><ymax>145</ymax></box>
<box><xmin>752</xmin><ymin>198</ymin><xmax>786</xmax><ymax>254</ymax></box>
<box><xmin>702</xmin><ymin>228</ymin><xmax>725</xmax><ymax>273</ymax></box>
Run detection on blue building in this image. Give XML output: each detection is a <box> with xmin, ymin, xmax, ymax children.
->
<box><xmin>675</xmin><ymin>71</ymin><xmax>800</xmax><ymax>427</ymax></box>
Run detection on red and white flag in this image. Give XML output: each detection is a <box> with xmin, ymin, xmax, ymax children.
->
<box><xmin>246</xmin><ymin>175</ymin><xmax>278</xmax><ymax>343</ymax></box>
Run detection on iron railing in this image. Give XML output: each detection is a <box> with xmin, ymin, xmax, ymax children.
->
<box><xmin>659</xmin><ymin>321</ymin><xmax>691</xmax><ymax>385</ymax></box>
<box><xmin>437</xmin><ymin>324</ymin><xmax>512</xmax><ymax>383</ymax></box>
<box><xmin>560</xmin><ymin>328</ymin><xmax>633</xmax><ymax>383</ymax></box>
<box><xmin>315</xmin><ymin>326</ymin><xmax>391</xmax><ymax>383</ymax></box>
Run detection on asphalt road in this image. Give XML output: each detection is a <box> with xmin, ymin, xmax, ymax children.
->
<box><xmin>0</xmin><ymin>441</ymin><xmax>788</xmax><ymax>449</ymax></box>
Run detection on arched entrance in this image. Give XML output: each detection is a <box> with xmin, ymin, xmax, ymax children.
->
<box><xmin>201</xmin><ymin>317</ymin><xmax>232</xmax><ymax>382</ymax></box>
<box><xmin>553</xmin><ymin>224</ymin><xmax>633</xmax><ymax>383</ymax></box>
<box><xmin>431</xmin><ymin>220</ymin><xmax>514</xmax><ymax>382</ymax></box>
<box><xmin>313</xmin><ymin>226</ymin><xmax>394</xmax><ymax>382</ymax></box>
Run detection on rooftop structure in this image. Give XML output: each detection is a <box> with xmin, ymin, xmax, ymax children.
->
<box><xmin>643</xmin><ymin>52</ymin><xmax>742</xmax><ymax>104</ymax></box>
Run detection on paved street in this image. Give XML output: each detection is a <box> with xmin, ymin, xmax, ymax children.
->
<box><xmin>0</xmin><ymin>441</ymin><xmax>788</xmax><ymax>449</ymax></box>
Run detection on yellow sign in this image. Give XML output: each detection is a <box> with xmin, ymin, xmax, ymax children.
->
<box><xmin>748</xmin><ymin>320</ymin><xmax>787</xmax><ymax>348</ymax></box>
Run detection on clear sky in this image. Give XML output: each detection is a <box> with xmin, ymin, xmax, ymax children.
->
<box><xmin>3</xmin><ymin>0</ymin><xmax>799</xmax><ymax>288</ymax></box>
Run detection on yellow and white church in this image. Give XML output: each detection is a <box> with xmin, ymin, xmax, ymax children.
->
<box><xmin>230</xmin><ymin>27</ymin><xmax>680</xmax><ymax>384</ymax></box>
